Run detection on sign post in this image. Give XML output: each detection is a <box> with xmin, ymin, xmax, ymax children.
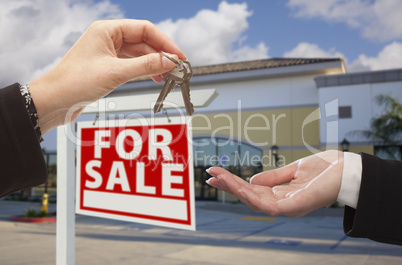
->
<box><xmin>56</xmin><ymin>124</ymin><xmax>76</xmax><ymax>265</ymax></box>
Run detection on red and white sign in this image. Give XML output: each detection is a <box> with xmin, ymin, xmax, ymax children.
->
<box><xmin>75</xmin><ymin>117</ymin><xmax>195</xmax><ymax>230</ymax></box>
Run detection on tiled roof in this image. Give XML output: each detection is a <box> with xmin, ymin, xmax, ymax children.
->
<box><xmin>192</xmin><ymin>58</ymin><xmax>341</xmax><ymax>75</ymax></box>
<box><xmin>131</xmin><ymin>57</ymin><xmax>343</xmax><ymax>82</ymax></box>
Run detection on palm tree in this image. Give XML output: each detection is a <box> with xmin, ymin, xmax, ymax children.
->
<box><xmin>350</xmin><ymin>94</ymin><xmax>402</xmax><ymax>160</ymax></box>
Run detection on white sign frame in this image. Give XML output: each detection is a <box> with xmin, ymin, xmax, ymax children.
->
<box><xmin>75</xmin><ymin>117</ymin><xmax>196</xmax><ymax>230</ymax></box>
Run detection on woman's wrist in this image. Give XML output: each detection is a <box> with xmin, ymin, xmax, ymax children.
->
<box><xmin>29</xmin><ymin>73</ymin><xmax>70</xmax><ymax>134</ymax></box>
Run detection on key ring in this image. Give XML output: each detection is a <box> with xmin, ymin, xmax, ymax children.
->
<box><xmin>160</xmin><ymin>51</ymin><xmax>180</xmax><ymax>65</ymax></box>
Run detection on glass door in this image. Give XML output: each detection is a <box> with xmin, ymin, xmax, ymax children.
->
<box><xmin>194</xmin><ymin>166</ymin><xmax>217</xmax><ymax>200</ymax></box>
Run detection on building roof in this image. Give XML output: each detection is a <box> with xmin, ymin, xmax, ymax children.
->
<box><xmin>131</xmin><ymin>57</ymin><xmax>344</xmax><ymax>82</ymax></box>
<box><xmin>315</xmin><ymin>68</ymin><xmax>402</xmax><ymax>88</ymax></box>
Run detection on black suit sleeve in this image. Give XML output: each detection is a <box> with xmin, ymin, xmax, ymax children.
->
<box><xmin>344</xmin><ymin>152</ymin><xmax>402</xmax><ymax>245</ymax></box>
<box><xmin>0</xmin><ymin>83</ymin><xmax>47</xmax><ymax>197</ymax></box>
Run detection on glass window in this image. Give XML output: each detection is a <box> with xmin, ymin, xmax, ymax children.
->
<box><xmin>240</xmin><ymin>144</ymin><xmax>263</xmax><ymax>181</ymax></box>
<box><xmin>374</xmin><ymin>146</ymin><xmax>402</xmax><ymax>161</ymax></box>
<box><xmin>31</xmin><ymin>152</ymin><xmax>57</xmax><ymax>198</ymax></box>
<box><xmin>193</xmin><ymin>137</ymin><xmax>263</xmax><ymax>200</ymax></box>
<box><xmin>339</xmin><ymin>106</ymin><xmax>352</xmax><ymax>119</ymax></box>
<box><xmin>193</xmin><ymin>137</ymin><xmax>263</xmax><ymax>178</ymax></box>
<box><xmin>193</xmin><ymin>138</ymin><xmax>217</xmax><ymax>167</ymax></box>
<box><xmin>217</xmin><ymin>138</ymin><xmax>239</xmax><ymax>167</ymax></box>
<box><xmin>240</xmin><ymin>144</ymin><xmax>262</xmax><ymax>167</ymax></box>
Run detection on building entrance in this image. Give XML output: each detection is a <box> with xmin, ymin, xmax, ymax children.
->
<box><xmin>194</xmin><ymin>166</ymin><xmax>217</xmax><ymax>200</ymax></box>
<box><xmin>192</xmin><ymin>137</ymin><xmax>263</xmax><ymax>201</ymax></box>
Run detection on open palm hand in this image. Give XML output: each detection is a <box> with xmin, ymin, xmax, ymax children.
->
<box><xmin>206</xmin><ymin>150</ymin><xmax>344</xmax><ymax>217</ymax></box>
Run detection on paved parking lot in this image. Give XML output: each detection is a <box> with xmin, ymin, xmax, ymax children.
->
<box><xmin>0</xmin><ymin>200</ymin><xmax>401</xmax><ymax>265</ymax></box>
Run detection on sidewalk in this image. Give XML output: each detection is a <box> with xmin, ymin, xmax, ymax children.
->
<box><xmin>0</xmin><ymin>200</ymin><xmax>401</xmax><ymax>265</ymax></box>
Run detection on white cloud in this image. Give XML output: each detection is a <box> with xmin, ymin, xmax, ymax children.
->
<box><xmin>232</xmin><ymin>42</ymin><xmax>269</xmax><ymax>62</ymax></box>
<box><xmin>283</xmin><ymin>42</ymin><xmax>345</xmax><ymax>59</ymax></box>
<box><xmin>287</xmin><ymin>0</ymin><xmax>402</xmax><ymax>42</ymax></box>
<box><xmin>349</xmin><ymin>41</ymin><xmax>402</xmax><ymax>72</ymax></box>
<box><xmin>156</xmin><ymin>1</ymin><xmax>269</xmax><ymax>66</ymax></box>
<box><xmin>0</xmin><ymin>1</ymin><xmax>270</xmax><ymax>87</ymax></box>
<box><xmin>0</xmin><ymin>0</ymin><xmax>124</xmax><ymax>87</ymax></box>
<box><xmin>284</xmin><ymin>41</ymin><xmax>402</xmax><ymax>73</ymax></box>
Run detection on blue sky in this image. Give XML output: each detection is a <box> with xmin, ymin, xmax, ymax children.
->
<box><xmin>103</xmin><ymin>0</ymin><xmax>402</xmax><ymax>72</ymax></box>
<box><xmin>111</xmin><ymin>0</ymin><xmax>379</xmax><ymax>60</ymax></box>
<box><xmin>2</xmin><ymin>0</ymin><xmax>402</xmax><ymax>88</ymax></box>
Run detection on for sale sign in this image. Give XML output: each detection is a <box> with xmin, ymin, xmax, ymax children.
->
<box><xmin>75</xmin><ymin>117</ymin><xmax>195</xmax><ymax>230</ymax></box>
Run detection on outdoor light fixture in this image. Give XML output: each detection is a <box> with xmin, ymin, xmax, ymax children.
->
<box><xmin>340</xmin><ymin>138</ymin><xmax>350</xmax><ymax>152</ymax></box>
<box><xmin>271</xmin><ymin>144</ymin><xmax>279</xmax><ymax>167</ymax></box>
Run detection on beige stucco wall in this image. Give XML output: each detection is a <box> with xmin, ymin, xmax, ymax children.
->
<box><xmin>191</xmin><ymin>106</ymin><xmax>320</xmax><ymax>146</ymax></box>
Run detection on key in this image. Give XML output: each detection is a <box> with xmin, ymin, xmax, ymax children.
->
<box><xmin>153</xmin><ymin>52</ymin><xmax>194</xmax><ymax>115</ymax></box>
<box><xmin>179</xmin><ymin>60</ymin><xmax>194</xmax><ymax>115</ymax></box>
<box><xmin>153</xmin><ymin>72</ymin><xmax>176</xmax><ymax>114</ymax></box>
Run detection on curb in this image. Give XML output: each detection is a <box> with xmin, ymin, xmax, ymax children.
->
<box><xmin>10</xmin><ymin>216</ymin><xmax>56</xmax><ymax>223</ymax></box>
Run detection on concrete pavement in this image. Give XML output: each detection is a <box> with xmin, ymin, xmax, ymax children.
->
<box><xmin>0</xmin><ymin>200</ymin><xmax>401</xmax><ymax>265</ymax></box>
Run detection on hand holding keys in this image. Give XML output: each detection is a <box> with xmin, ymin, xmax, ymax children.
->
<box><xmin>153</xmin><ymin>51</ymin><xmax>194</xmax><ymax>115</ymax></box>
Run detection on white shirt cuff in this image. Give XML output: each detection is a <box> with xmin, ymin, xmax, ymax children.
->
<box><xmin>336</xmin><ymin>152</ymin><xmax>362</xmax><ymax>209</ymax></box>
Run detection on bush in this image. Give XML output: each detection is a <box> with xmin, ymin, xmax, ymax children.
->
<box><xmin>25</xmin><ymin>208</ymin><xmax>48</xmax><ymax>218</ymax></box>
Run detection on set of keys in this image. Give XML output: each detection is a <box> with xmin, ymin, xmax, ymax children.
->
<box><xmin>153</xmin><ymin>51</ymin><xmax>194</xmax><ymax>116</ymax></box>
